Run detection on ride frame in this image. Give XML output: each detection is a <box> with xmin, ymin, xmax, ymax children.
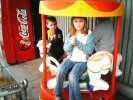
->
<box><xmin>39</xmin><ymin>0</ymin><xmax>124</xmax><ymax>100</ymax></box>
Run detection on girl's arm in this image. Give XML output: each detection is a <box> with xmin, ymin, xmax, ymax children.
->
<box><xmin>76</xmin><ymin>33</ymin><xmax>95</xmax><ymax>55</ymax></box>
<box><xmin>64</xmin><ymin>34</ymin><xmax>74</xmax><ymax>53</ymax></box>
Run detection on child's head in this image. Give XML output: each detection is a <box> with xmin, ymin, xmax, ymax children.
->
<box><xmin>46</xmin><ymin>16</ymin><xmax>57</xmax><ymax>30</ymax></box>
<box><xmin>70</xmin><ymin>17</ymin><xmax>88</xmax><ymax>36</ymax></box>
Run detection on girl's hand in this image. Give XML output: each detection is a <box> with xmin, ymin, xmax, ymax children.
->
<box><xmin>70</xmin><ymin>36</ymin><xmax>76</xmax><ymax>45</ymax></box>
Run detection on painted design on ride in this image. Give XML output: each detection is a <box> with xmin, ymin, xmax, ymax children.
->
<box><xmin>39</xmin><ymin>0</ymin><xmax>124</xmax><ymax>17</ymax></box>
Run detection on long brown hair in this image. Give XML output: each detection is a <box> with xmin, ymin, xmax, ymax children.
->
<box><xmin>69</xmin><ymin>17</ymin><xmax>88</xmax><ymax>36</ymax></box>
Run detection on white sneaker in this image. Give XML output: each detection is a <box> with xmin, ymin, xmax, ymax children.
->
<box><xmin>116</xmin><ymin>68</ymin><xmax>122</xmax><ymax>77</ymax></box>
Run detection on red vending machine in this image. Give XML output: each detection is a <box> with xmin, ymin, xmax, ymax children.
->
<box><xmin>0</xmin><ymin>0</ymin><xmax>35</xmax><ymax>64</ymax></box>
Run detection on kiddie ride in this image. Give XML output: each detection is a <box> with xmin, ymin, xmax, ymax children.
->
<box><xmin>39</xmin><ymin>0</ymin><xmax>124</xmax><ymax>100</ymax></box>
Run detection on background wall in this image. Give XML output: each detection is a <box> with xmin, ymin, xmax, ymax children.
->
<box><xmin>30</xmin><ymin>0</ymin><xmax>42</xmax><ymax>58</ymax></box>
<box><xmin>116</xmin><ymin>0</ymin><xmax>133</xmax><ymax>99</ymax></box>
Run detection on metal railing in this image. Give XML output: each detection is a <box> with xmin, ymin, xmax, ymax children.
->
<box><xmin>0</xmin><ymin>79</ymin><xmax>28</xmax><ymax>100</ymax></box>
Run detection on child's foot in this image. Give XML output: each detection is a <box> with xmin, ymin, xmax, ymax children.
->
<box><xmin>55</xmin><ymin>94</ymin><xmax>63</xmax><ymax>100</ymax></box>
<box><xmin>55</xmin><ymin>96</ymin><xmax>62</xmax><ymax>100</ymax></box>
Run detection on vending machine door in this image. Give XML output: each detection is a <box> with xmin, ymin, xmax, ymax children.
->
<box><xmin>1</xmin><ymin>0</ymin><xmax>35</xmax><ymax>64</ymax></box>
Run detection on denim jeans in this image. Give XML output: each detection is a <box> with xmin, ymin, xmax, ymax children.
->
<box><xmin>54</xmin><ymin>58</ymin><xmax>87</xmax><ymax>100</ymax></box>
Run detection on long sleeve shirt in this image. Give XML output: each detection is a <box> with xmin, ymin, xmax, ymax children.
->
<box><xmin>64</xmin><ymin>30</ymin><xmax>95</xmax><ymax>61</ymax></box>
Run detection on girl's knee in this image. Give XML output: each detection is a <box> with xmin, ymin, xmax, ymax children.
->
<box><xmin>68</xmin><ymin>73</ymin><xmax>77</xmax><ymax>83</ymax></box>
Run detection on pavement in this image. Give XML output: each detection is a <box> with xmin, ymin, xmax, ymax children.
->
<box><xmin>1</xmin><ymin>58</ymin><xmax>43</xmax><ymax>100</ymax></box>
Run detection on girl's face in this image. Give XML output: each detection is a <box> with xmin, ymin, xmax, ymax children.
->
<box><xmin>73</xmin><ymin>18</ymin><xmax>85</xmax><ymax>32</ymax></box>
<box><xmin>47</xmin><ymin>21</ymin><xmax>57</xmax><ymax>30</ymax></box>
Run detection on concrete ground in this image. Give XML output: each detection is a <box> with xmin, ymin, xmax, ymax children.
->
<box><xmin>6</xmin><ymin>58</ymin><xmax>43</xmax><ymax>100</ymax></box>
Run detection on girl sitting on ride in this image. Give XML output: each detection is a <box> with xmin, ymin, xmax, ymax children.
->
<box><xmin>54</xmin><ymin>17</ymin><xmax>95</xmax><ymax>100</ymax></box>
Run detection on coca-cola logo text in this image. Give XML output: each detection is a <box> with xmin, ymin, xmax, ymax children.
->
<box><xmin>16</xmin><ymin>8</ymin><xmax>31</xmax><ymax>50</ymax></box>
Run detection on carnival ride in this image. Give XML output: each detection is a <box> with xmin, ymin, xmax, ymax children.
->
<box><xmin>39</xmin><ymin>0</ymin><xmax>124</xmax><ymax>100</ymax></box>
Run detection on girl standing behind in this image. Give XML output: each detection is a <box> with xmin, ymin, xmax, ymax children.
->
<box><xmin>54</xmin><ymin>17</ymin><xmax>95</xmax><ymax>100</ymax></box>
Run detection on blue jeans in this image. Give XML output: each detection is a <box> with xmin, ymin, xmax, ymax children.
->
<box><xmin>54</xmin><ymin>58</ymin><xmax>87</xmax><ymax>100</ymax></box>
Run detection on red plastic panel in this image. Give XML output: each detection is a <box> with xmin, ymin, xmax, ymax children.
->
<box><xmin>1</xmin><ymin>0</ymin><xmax>35</xmax><ymax>64</ymax></box>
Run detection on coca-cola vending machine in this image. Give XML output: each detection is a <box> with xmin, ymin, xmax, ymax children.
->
<box><xmin>0</xmin><ymin>0</ymin><xmax>35</xmax><ymax>64</ymax></box>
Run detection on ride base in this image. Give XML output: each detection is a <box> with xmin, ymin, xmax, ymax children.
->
<box><xmin>40</xmin><ymin>72</ymin><xmax>115</xmax><ymax>100</ymax></box>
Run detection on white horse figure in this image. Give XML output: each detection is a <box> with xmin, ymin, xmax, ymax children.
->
<box><xmin>37</xmin><ymin>40</ymin><xmax>122</xmax><ymax>90</ymax></box>
<box><xmin>87</xmin><ymin>51</ymin><xmax>113</xmax><ymax>91</ymax></box>
<box><xmin>37</xmin><ymin>40</ymin><xmax>60</xmax><ymax>75</ymax></box>
<box><xmin>87</xmin><ymin>51</ymin><xmax>122</xmax><ymax>91</ymax></box>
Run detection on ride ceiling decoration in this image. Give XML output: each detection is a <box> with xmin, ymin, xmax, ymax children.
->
<box><xmin>39</xmin><ymin>0</ymin><xmax>124</xmax><ymax>17</ymax></box>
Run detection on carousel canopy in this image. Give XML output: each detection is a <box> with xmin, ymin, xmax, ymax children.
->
<box><xmin>39</xmin><ymin>0</ymin><xmax>124</xmax><ymax>17</ymax></box>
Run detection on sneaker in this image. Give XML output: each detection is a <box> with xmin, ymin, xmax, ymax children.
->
<box><xmin>55</xmin><ymin>94</ymin><xmax>63</xmax><ymax>100</ymax></box>
<box><xmin>55</xmin><ymin>96</ymin><xmax>62</xmax><ymax>100</ymax></box>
